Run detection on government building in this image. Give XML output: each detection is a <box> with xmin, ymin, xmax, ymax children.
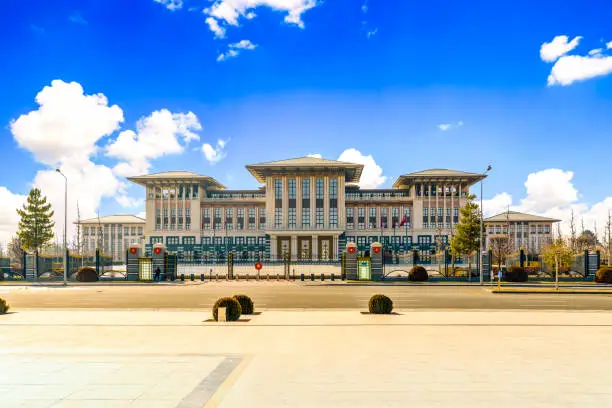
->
<box><xmin>484</xmin><ymin>211</ymin><xmax>559</xmax><ymax>255</ymax></box>
<box><xmin>125</xmin><ymin>157</ymin><xmax>486</xmax><ymax>261</ymax></box>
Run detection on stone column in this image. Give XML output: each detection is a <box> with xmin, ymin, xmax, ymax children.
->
<box><xmin>291</xmin><ymin>236</ymin><xmax>298</xmax><ymax>259</ymax></box>
<box><xmin>312</xmin><ymin>235</ymin><xmax>319</xmax><ymax>259</ymax></box>
<box><xmin>270</xmin><ymin>236</ymin><xmax>277</xmax><ymax>259</ymax></box>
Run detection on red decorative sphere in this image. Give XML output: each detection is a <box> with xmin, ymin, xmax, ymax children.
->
<box><xmin>348</xmin><ymin>247</ymin><xmax>356</xmax><ymax>254</ymax></box>
<box><xmin>254</xmin><ymin>262</ymin><xmax>263</xmax><ymax>271</ymax></box>
<box><xmin>154</xmin><ymin>247</ymin><xmax>162</xmax><ymax>255</ymax></box>
<box><xmin>129</xmin><ymin>248</ymin><xmax>137</xmax><ymax>255</ymax></box>
<box><xmin>373</xmin><ymin>246</ymin><xmax>381</xmax><ymax>254</ymax></box>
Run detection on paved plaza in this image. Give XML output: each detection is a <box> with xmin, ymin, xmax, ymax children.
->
<box><xmin>2</xmin><ymin>308</ymin><xmax>612</xmax><ymax>407</ymax></box>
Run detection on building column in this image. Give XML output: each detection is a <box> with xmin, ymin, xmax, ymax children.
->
<box><xmin>270</xmin><ymin>236</ymin><xmax>277</xmax><ymax>259</ymax></box>
<box><xmin>291</xmin><ymin>236</ymin><xmax>298</xmax><ymax>259</ymax></box>
<box><xmin>312</xmin><ymin>235</ymin><xmax>318</xmax><ymax>259</ymax></box>
<box><xmin>333</xmin><ymin>235</ymin><xmax>338</xmax><ymax>260</ymax></box>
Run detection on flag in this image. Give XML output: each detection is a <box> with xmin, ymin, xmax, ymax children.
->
<box><xmin>399</xmin><ymin>215</ymin><xmax>408</xmax><ymax>227</ymax></box>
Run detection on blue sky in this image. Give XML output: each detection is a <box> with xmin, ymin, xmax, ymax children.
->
<box><xmin>1</xmin><ymin>0</ymin><xmax>612</xmax><ymax>244</ymax></box>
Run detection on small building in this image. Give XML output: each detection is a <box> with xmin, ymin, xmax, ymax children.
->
<box><xmin>76</xmin><ymin>215</ymin><xmax>146</xmax><ymax>262</ymax></box>
<box><xmin>484</xmin><ymin>211</ymin><xmax>560</xmax><ymax>255</ymax></box>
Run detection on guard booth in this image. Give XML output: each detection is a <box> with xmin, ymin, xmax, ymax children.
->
<box><xmin>370</xmin><ymin>242</ymin><xmax>383</xmax><ymax>280</ymax></box>
<box><xmin>127</xmin><ymin>245</ymin><xmax>143</xmax><ymax>281</ymax></box>
<box><xmin>151</xmin><ymin>243</ymin><xmax>167</xmax><ymax>280</ymax></box>
<box><xmin>344</xmin><ymin>242</ymin><xmax>358</xmax><ymax>280</ymax></box>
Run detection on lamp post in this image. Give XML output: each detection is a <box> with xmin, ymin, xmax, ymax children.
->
<box><xmin>55</xmin><ymin>169</ymin><xmax>68</xmax><ymax>286</ymax></box>
<box><xmin>479</xmin><ymin>165</ymin><xmax>492</xmax><ymax>285</ymax></box>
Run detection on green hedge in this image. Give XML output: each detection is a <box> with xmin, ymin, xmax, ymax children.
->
<box><xmin>233</xmin><ymin>294</ymin><xmax>254</xmax><ymax>315</ymax></box>
<box><xmin>76</xmin><ymin>266</ymin><xmax>98</xmax><ymax>282</ymax></box>
<box><xmin>595</xmin><ymin>267</ymin><xmax>612</xmax><ymax>284</ymax></box>
<box><xmin>368</xmin><ymin>294</ymin><xmax>393</xmax><ymax>314</ymax></box>
<box><xmin>212</xmin><ymin>297</ymin><xmax>242</xmax><ymax>321</ymax></box>
<box><xmin>408</xmin><ymin>266</ymin><xmax>428</xmax><ymax>282</ymax></box>
<box><xmin>0</xmin><ymin>298</ymin><xmax>9</xmax><ymax>315</ymax></box>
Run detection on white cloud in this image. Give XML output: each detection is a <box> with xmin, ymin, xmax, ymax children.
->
<box><xmin>437</xmin><ymin>121</ymin><xmax>463</xmax><ymax>131</ymax></box>
<box><xmin>484</xmin><ymin>168</ymin><xmax>612</xmax><ymax>239</ymax></box>
<box><xmin>217</xmin><ymin>40</ymin><xmax>258</xmax><ymax>62</ymax></box>
<box><xmin>202</xmin><ymin>139</ymin><xmax>229</xmax><ymax>164</ymax></box>
<box><xmin>0</xmin><ymin>187</ymin><xmax>27</xmax><ymax>245</ymax></box>
<box><xmin>540</xmin><ymin>35</ymin><xmax>582</xmax><ymax>62</ymax></box>
<box><xmin>154</xmin><ymin>0</ymin><xmax>183</xmax><ymax>11</ymax></box>
<box><xmin>307</xmin><ymin>153</ymin><xmax>322</xmax><ymax>158</ymax></box>
<box><xmin>367</xmin><ymin>28</ymin><xmax>378</xmax><ymax>38</ymax></box>
<box><xmin>607</xmin><ymin>41</ymin><xmax>612</xmax><ymax>49</ymax></box>
<box><xmin>206</xmin><ymin>16</ymin><xmax>226</xmax><ymax>38</ymax></box>
<box><xmin>137</xmin><ymin>211</ymin><xmax>147</xmax><ymax>219</ymax></box>
<box><xmin>547</xmin><ymin>54</ymin><xmax>612</xmax><ymax>86</ymax></box>
<box><xmin>106</xmin><ymin>109</ymin><xmax>202</xmax><ymax>177</ymax></box>
<box><xmin>588</xmin><ymin>48</ymin><xmax>602</xmax><ymax>56</ymax></box>
<box><xmin>10</xmin><ymin>80</ymin><xmax>124</xmax><ymax>167</ymax></box>
<box><xmin>116</xmin><ymin>195</ymin><xmax>144</xmax><ymax>208</ymax></box>
<box><xmin>203</xmin><ymin>0</ymin><xmax>317</xmax><ymax>37</ymax></box>
<box><xmin>337</xmin><ymin>148</ymin><xmax>386</xmax><ymax>189</ymax></box>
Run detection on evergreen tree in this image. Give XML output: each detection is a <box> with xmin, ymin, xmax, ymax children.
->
<box><xmin>450</xmin><ymin>195</ymin><xmax>481</xmax><ymax>274</ymax></box>
<box><xmin>16</xmin><ymin>188</ymin><xmax>55</xmax><ymax>252</ymax></box>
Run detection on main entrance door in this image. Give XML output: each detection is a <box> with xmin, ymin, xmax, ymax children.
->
<box><xmin>318</xmin><ymin>236</ymin><xmax>333</xmax><ymax>260</ymax></box>
<box><xmin>298</xmin><ymin>237</ymin><xmax>312</xmax><ymax>259</ymax></box>
<box><xmin>277</xmin><ymin>237</ymin><xmax>291</xmax><ymax>260</ymax></box>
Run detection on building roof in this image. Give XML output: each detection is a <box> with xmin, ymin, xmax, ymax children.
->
<box><xmin>76</xmin><ymin>214</ymin><xmax>146</xmax><ymax>225</ymax></box>
<box><xmin>246</xmin><ymin>156</ymin><xmax>364</xmax><ymax>183</ymax></box>
<box><xmin>127</xmin><ymin>171</ymin><xmax>225</xmax><ymax>189</ymax></box>
<box><xmin>484</xmin><ymin>211</ymin><xmax>561</xmax><ymax>223</ymax></box>
<box><xmin>393</xmin><ymin>169</ymin><xmax>486</xmax><ymax>188</ymax></box>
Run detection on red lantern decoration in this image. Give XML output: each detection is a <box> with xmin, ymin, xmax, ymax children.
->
<box><xmin>154</xmin><ymin>247</ymin><xmax>162</xmax><ymax>255</ymax></box>
<box><xmin>129</xmin><ymin>247</ymin><xmax>137</xmax><ymax>255</ymax></box>
<box><xmin>373</xmin><ymin>246</ymin><xmax>381</xmax><ymax>254</ymax></box>
<box><xmin>348</xmin><ymin>247</ymin><xmax>356</xmax><ymax>254</ymax></box>
<box><xmin>254</xmin><ymin>262</ymin><xmax>263</xmax><ymax>271</ymax></box>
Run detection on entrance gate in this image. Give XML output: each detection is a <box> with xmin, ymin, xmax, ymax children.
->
<box><xmin>358</xmin><ymin>257</ymin><xmax>371</xmax><ymax>280</ymax></box>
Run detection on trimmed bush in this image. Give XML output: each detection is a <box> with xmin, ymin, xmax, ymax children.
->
<box><xmin>76</xmin><ymin>266</ymin><xmax>98</xmax><ymax>282</ymax></box>
<box><xmin>503</xmin><ymin>266</ymin><xmax>528</xmax><ymax>282</ymax></box>
<box><xmin>212</xmin><ymin>297</ymin><xmax>242</xmax><ymax>321</ymax></box>
<box><xmin>408</xmin><ymin>266</ymin><xmax>428</xmax><ymax>282</ymax></box>
<box><xmin>233</xmin><ymin>294</ymin><xmax>254</xmax><ymax>315</ymax></box>
<box><xmin>368</xmin><ymin>294</ymin><xmax>393</xmax><ymax>314</ymax></box>
<box><xmin>595</xmin><ymin>267</ymin><xmax>612</xmax><ymax>284</ymax></box>
<box><xmin>0</xmin><ymin>297</ymin><xmax>9</xmax><ymax>314</ymax></box>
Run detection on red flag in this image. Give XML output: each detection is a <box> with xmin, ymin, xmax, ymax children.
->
<box><xmin>399</xmin><ymin>215</ymin><xmax>408</xmax><ymax>227</ymax></box>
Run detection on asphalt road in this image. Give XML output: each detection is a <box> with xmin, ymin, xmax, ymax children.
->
<box><xmin>2</xmin><ymin>281</ymin><xmax>612</xmax><ymax>310</ymax></box>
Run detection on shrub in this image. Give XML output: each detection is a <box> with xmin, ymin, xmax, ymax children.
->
<box><xmin>76</xmin><ymin>266</ymin><xmax>98</xmax><ymax>282</ymax></box>
<box><xmin>212</xmin><ymin>297</ymin><xmax>242</xmax><ymax>321</ymax></box>
<box><xmin>595</xmin><ymin>267</ymin><xmax>612</xmax><ymax>284</ymax></box>
<box><xmin>233</xmin><ymin>294</ymin><xmax>254</xmax><ymax>315</ymax></box>
<box><xmin>503</xmin><ymin>266</ymin><xmax>528</xmax><ymax>282</ymax></box>
<box><xmin>0</xmin><ymin>298</ymin><xmax>9</xmax><ymax>314</ymax></box>
<box><xmin>368</xmin><ymin>294</ymin><xmax>393</xmax><ymax>314</ymax></box>
<box><xmin>408</xmin><ymin>266</ymin><xmax>428</xmax><ymax>282</ymax></box>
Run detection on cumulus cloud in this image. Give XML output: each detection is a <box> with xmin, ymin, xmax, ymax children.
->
<box><xmin>154</xmin><ymin>0</ymin><xmax>183</xmax><ymax>11</ymax></box>
<box><xmin>10</xmin><ymin>80</ymin><xmax>124</xmax><ymax>167</ymax></box>
<box><xmin>206</xmin><ymin>16</ymin><xmax>226</xmax><ymax>38</ymax></box>
<box><xmin>482</xmin><ymin>192</ymin><xmax>513</xmax><ymax>218</ymax></box>
<box><xmin>540</xmin><ymin>35</ymin><xmax>582</xmax><ymax>62</ymax></box>
<box><xmin>217</xmin><ymin>40</ymin><xmax>258</xmax><ymax>62</ymax></box>
<box><xmin>106</xmin><ymin>109</ymin><xmax>202</xmax><ymax>177</ymax></box>
<box><xmin>607</xmin><ymin>41</ymin><xmax>612</xmax><ymax>49</ymax></box>
<box><xmin>367</xmin><ymin>28</ymin><xmax>378</xmax><ymax>38</ymax></box>
<box><xmin>547</xmin><ymin>54</ymin><xmax>612</xmax><ymax>86</ymax></box>
<box><xmin>438</xmin><ymin>121</ymin><xmax>463</xmax><ymax>131</ymax></box>
<box><xmin>202</xmin><ymin>139</ymin><xmax>229</xmax><ymax>164</ymax></box>
<box><xmin>203</xmin><ymin>0</ymin><xmax>317</xmax><ymax>38</ymax></box>
<box><xmin>519</xmin><ymin>169</ymin><xmax>578</xmax><ymax>212</ymax></box>
<box><xmin>337</xmin><ymin>148</ymin><xmax>386</xmax><ymax>189</ymax></box>
<box><xmin>307</xmin><ymin>153</ymin><xmax>322</xmax><ymax>158</ymax></box>
<box><xmin>116</xmin><ymin>195</ymin><xmax>144</xmax><ymax>208</ymax></box>
<box><xmin>0</xmin><ymin>187</ymin><xmax>27</xmax><ymax>245</ymax></box>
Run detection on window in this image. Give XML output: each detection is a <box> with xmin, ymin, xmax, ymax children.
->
<box><xmin>248</xmin><ymin>208</ymin><xmax>256</xmax><ymax>230</ymax></box>
<box><xmin>166</xmin><ymin>236</ymin><xmax>179</xmax><ymax>246</ymax></box>
<box><xmin>226</xmin><ymin>208</ymin><xmax>233</xmax><ymax>229</ymax></box>
<box><xmin>346</xmin><ymin>207</ymin><xmax>354</xmax><ymax>229</ymax></box>
<box><xmin>203</xmin><ymin>208</ymin><xmax>211</xmax><ymax>230</ymax></box>
<box><xmin>138</xmin><ymin>227</ymin><xmax>142</xmax><ymax>235</ymax></box>
<box><xmin>185</xmin><ymin>208</ymin><xmax>191</xmax><ymax>231</ymax></box>
<box><xmin>288</xmin><ymin>179</ymin><xmax>296</xmax><ymax>199</ymax></box>
<box><xmin>183</xmin><ymin>236</ymin><xmax>196</xmax><ymax>245</ymax></box>
<box><xmin>214</xmin><ymin>208</ymin><xmax>222</xmax><ymax>230</ymax></box>
<box><xmin>358</xmin><ymin>207</ymin><xmax>365</xmax><ymax>230</ymax></box>
<box><xmin>329</xmin><ymin>178</ymin><xmax>337</xmax><ymax>199</ymax></box>
<box><xmin>392</xmin><ymin>207</ymin><xmax>399</xmax><ymax>228</ymax></box>
<box><xmin>537</xmin><ymin>225</ymin><xmax>543</xmax><ymax>234</ymax></box>
<box><xmin>422</xmin><ymin>208</ymin><xmax>428</xmax><ymax>225</ymax></box>
<box><xmin>316</xmin><ymin>208</ymin><xmax>324</xmax><ymax>227</ymax></box>
<box><xmin>275</xmin><ymin>208</ymin><xmax>283</xmax><ymax>228</ymax></box>
<box><xmin>302</xmin><ymin>208</ymin><xmax>310</xmax><ymax>227</ymax></box>
<box><xmin>288</xmin><ymin>208</ymin><xmax>296</xmax><ymax>228</ymax></box>
<box><xmin>192</xmin><ymin>184</ymin><xmax>198</xmax><ymax>199</ymax></box>
<box><xmin>369</xmin><ymin>208</ymin><xmax>376</xmax><ymax>229</ymax></box>
<box><xmin>124</xmin><ymin>227</ymin><xmax>129</xmax><ymax>235</ymax></box>
<box><xmin>302</xmin><ymin>178</ymin><xmax>310</xmax><ymax>198</ymax></box>
<box><xmin>495</xmin><ymin>226</ymin><xmax>501</xmax><ymax>234</ymax></box>
<box><xmin>381</xmin><ymin>208</ymin><xmax>388</xmax><ymax>229</ymax></box>
<box><xmin>544</xmin><ymin>225</ymin><xmax>550</xmax><ymax>234</ymax></box>
<box><xmin>237</xmin><ymin>208</ymin><xmax>244</xmax><ymax>230</ymax></box>
<box><xmin>329</xmin><ymin>208</ymin><xmax>338</xmax><ymax>228</ymax></box>
<box><xmin>131</xmin><ymin>227</ymin><xmax>136</xmax><ymax>235</ymax></box>
<box><xmin>530</xmin><ymin>225</ymin><xmax>536</xmax><ymax>234</ymax></box>
<box><xmin>274</xmin><ymin>179</ymin><xmax>283</xmax><ymax>200</ymax></box>
<box><xmin>316</xmin><ymin>178</ymin><xmax>324</xmax><ymax>199</ymax></box>
<box><xmin>259</xmin><ymin>208</ymin><xmax>266</xmax><ymax>229</ymax></box>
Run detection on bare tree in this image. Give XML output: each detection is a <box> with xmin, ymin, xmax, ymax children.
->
<box><xmin>75</xmin><ymin>201</ymin><xmax>82</xmax><ymax>256</ymax></box>
<box><xmin>604</xmin><ymin>210</ymin><xmax>612</xmax><ymax>266</ymax></box>
<box><xmin>569</xmin><ymin>209</ymin><xmax>577</xmax><ymax>252</ymax></box>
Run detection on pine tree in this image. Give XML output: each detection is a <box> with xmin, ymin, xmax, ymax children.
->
<box><xmin>16</xmin><ymin>188</ymin><xmax>55</xmax><ymax>252</ymax></box>
<box><xmin>450</xmin><ymin>195</ymin><xmax>481</xmax><ymax>274</ymax></box>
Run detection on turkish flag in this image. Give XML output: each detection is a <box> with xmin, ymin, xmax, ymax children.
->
<box><xmin>399</xmin><ymin>215</ymin><xmax>408</xmax><ymax>227</ymax></box>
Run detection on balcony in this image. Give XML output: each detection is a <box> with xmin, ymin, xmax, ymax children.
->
<box><xmin>345</xmin><ymin>193</ymin><xmax>411</xmax><ymax>202</ymax></box>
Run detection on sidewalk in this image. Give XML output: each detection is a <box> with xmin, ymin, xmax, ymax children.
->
<box><xmin>2</xmin><ymin>309</ymin><xmax>612</xmax><ymax>407</ymax></box>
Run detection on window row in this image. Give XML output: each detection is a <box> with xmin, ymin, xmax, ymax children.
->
<box><xmin>148</xmin><ymin>184</ymin><xmax>199</xmax><ymax>200</ymax></box>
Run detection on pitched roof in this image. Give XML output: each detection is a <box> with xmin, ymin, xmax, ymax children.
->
<box><xmin>484</xmin><ymin>211</ymin><xmax>561</xmax><ymax>223</ymax></box>
<box><xmin>393</xmin><ymin>168</ymin><xmax>486</xmax><ymax>188</ymax></box>
<box><xmin>127</xmin><ymin>171</ymin><xmax>225</xmax><ymax>189</ymax></box>
<box><xmin>246</xmin><ymin>156</ymin><xmax>364</xmax><ymax>183</ymax></box>
<box><xmin>76</xmin><ymin>214</ymin><xmax>146</xmax><ymax>225</ymax></box>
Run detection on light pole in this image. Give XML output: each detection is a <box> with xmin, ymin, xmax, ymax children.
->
<box><xmin>56</xmin><ymin>169</ymin><xmax>68</xmax><ymax>286</ymax></box>
<box><xmin>479</xmin><ymin>165</ymin><xmax>492</xmax><ymax>285</ymax></box>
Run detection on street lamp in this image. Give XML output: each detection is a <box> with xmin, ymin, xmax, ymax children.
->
<box><xmin>56</xmin><ymin>169</ymin><xmax>68</xmax><ymax>286</ymax></box>
<box><xmin>479</xmin><ymin>165</ymin><xmax>492</xmax><ymax>285</ymax></box>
